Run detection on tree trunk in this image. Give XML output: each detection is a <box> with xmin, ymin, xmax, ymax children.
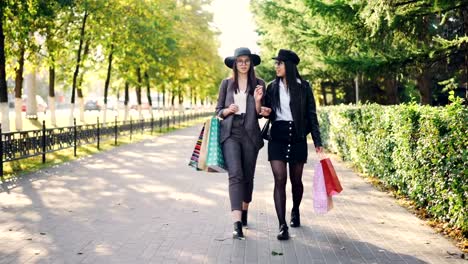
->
<box><xmin>331</xmin><ymin>84</ymin><xmax>337</xmax><ymax>105</ymax></box>
<box><xmin>70</xmin><ymin>10</ymin><xmax>88</xmax><ymax>125</ymax></box>
<box><xmin>136</xmin><ymin>68</ymin><xmax>143</xmax><ymax>120</ymax></box>
<box><xmin>124</xmin><ymin>81</ymin><xmax>129</xmax><ymax>122</ymax></box>
<box><xmin>355</xmin><ymin>74</ymin><xmax>360</xmax><ymax>104</ymax></box>
<box><xmin>77</xmin><ymin>75</ymin><xmax>84</xmax><ymax>122</ymax></box>
<box><xmin>178</xmin><ymin>86</ymin><xmax>184</xmax><ymax>113</ymax></box>
<box><xmin>465</xmin><ymin>48</ymin><xmax>468</xmax><ymax>103</ymax></box>
<box><xmin>156</xmin><ymin>91</ymin><xmax>160</xmax><ymax>111</ymax></box>
<box><xmin>49</xmin><ymin>65</ymin><xmax>57</xmax><ymax>126</ymax></box>
<box><xmin>77</xmin><ymin>39</ymin><xmax>90</xmax><ymax>123</ymax></box>
<box><xmin>417</xmin><ymin>68</ymin><xmax>431</xmax><ymax>105</ymax></box>
<box><xmin>103</xmin><ymin>44</ymin><xmax>113</xmax><ymax>125</ymax></box>
<box><xmin>171</xmin><ymin>93</ymin><xmax>176</xmax><ymax>115</ymax></box>
<box><xmin>463</xmin><ymin>8</ymin><xmax>468</xmax><ymax>102</ymax></box>
<box><xmin>417</xmin><ymin>16</ymin><xmax>432</xmax><ymax>105</ymax></box>
<box><xmin>190</xmin><ymin>86</ymin><xmax>193</xmax><ymax>110</ymax></box>
<box><xmin>383</xmin><ymin>74</ymin><xmax>399</xmax><ymax>105</ymax></box>
<box><xmin>145</xmin><ymin>71</ymin><xmax>153</xmax><ymax>118</ymax></box>
<box><xmin>320</xmin><ymin>82</ymin><xmax>327</xmax><ymax>105</ymax></box>
<box><xmin>0</xmin><ymin>6</ymin><xmax>9</xmax><ymax>132</ymax></box>
<box><xmin>46</xmin><ymin>27</ymin><xmax>57</xmax><ymax>127</ymax></box>
<box><xmin>342</xmin><ymin>80</ymin><xmax>355</xmax><ymax>104</ymax></box>
<box><xmin>160</xmin><ymin>87</ymin><xmax>166</xmax><ymax>116</ymax></box>
<box><xmin>14</xmin><ymin>44</ymin><xmax>25</xmax><ymax>129</ymax></box>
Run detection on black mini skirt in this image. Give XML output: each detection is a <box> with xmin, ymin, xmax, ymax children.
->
<box><xmin>267</xmin><ymin>121</ymin><xmax>308</xmax><ymax>163</ymax></box>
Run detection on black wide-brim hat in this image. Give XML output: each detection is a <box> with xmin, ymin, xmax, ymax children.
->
<box><xmin>224</xmin><ymin>47</ymin><xmax>261</xmax><ymax>69</ymax></box>
<box><xmin>272</xmin><ymin>49</ymin><xmax>300</xmax><ymax>65</ymax></box>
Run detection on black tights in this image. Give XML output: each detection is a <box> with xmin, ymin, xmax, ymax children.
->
<box><xmin>270</xmin><ymin>160</ymin><xmax>304</xmax><ymax>226</ymax></box>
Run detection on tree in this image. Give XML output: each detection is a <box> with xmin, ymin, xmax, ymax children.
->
<box><xmin>0</xmin><ymin>1</ymin><xmax>9</xmax><ymax>132</ymax></box>
<box><xmin>1</xmin><ymin>0</ymin><xmax>224</xmax><ymax>131</ymax></box>
<box><xmin>251</xmin><ymin>0</ymin><xmax>468</xmax><ymax>105</ymax></box>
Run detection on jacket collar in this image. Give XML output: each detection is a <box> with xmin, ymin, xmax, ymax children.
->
<box><xmin>225</xmin><ymin>78</ymin><xmax>254</xmax><ymax>105</ymax></box>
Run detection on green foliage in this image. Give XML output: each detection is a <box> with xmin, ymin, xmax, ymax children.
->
<box><xmin>318</xmin><ymin>103</ymin><xmax>468</xmax><ymax>233</ymax></box>
<box><xmin>0</xmin><ymin>0</ymin><xmax>224</xmax><ymax>105</ymax></box>
<box><xmin>251</xmin><ymin>0</ymin><xmax>468</xmax><ymax>105</ymax></box>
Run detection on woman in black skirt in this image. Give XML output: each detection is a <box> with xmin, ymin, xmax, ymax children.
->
<box><xmin>261</xmin><ymin>49</ymin><xmax>323</xmax><ymax>240</ymax></box>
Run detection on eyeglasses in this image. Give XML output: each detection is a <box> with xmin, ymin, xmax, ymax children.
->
<box><xmin>236</xmin><ymin>59</ymin><xmax>251</xmax><ymax>65</ymax></box>
<box><xmin>274</xmin><ymin>61</ymin><xmax>284</xmax><ymax>66</ymax></box>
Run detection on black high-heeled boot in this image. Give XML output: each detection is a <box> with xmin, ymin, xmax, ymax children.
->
<box><xmin>233</xmin><ymin>221</ymin><xmax>244</xmax><ymax>239</ymax></box>
<box><xmin>241</xmin><ymin>210</ymin><xmax>248</xmax><ymax>226</ymax></box>
<box><xmin>290</xmin><ymin>209</ymin><xmax>300</xmax><ymax>227</ymax></box>
<box><xmin>277</xmin><ymin>224</ymin><xmax>289</xmax><ymax>240</ymax></box>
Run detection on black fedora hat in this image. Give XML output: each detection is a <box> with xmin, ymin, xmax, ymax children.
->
<box><xmin>224</xmin><ymin>47</ymin><xmax>261</xmax><ymax>69</ymax></box>
<box><xmin>272</xmin><ymin>49</ymin><xmax>300</xmax><ymax>65</ymax></box>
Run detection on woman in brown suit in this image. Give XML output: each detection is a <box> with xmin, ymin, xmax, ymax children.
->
<box><xmin>216</xmin><ymin>47</ymin><xmax>266</xmax><ymax>239</ymax></box>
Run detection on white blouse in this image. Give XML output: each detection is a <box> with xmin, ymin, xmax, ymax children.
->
<box><xmin>233</xmin><ymin>90</ymin><xmax>247</xmax><ymax>115</ymax></box>
<box><xmin>276</xmin><ymin>80</ymin><xmax>293</xmax><ymax>121</ymax></box>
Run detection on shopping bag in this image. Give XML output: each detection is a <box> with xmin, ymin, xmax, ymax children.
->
<box><xmin>313</xmin><ymin>162</ymin><xmax>333</xmax><ymax>214</ymax></box>
<box><xmin>261</xmin><ymin>119</ymin><xmax>271</xmax><ymax>140</ymax></box>
<box><xmin>197</xmin><ymin>118</ymin><xmax>211</xmax><ymax>171</ymax></box>
<box><xmin>320</xmin><ymin>158</ymin><xmax>343</xmax><ymax>196</ymax></box>
<box><xmin>188</xmin><ymin>123</ymin><xmax>205</xmax><ymax>170</ymax></box>
<box><xmin>205</xmin><ymin>117</ymin><xmax>227</xmax><ymax>172</ymax></box>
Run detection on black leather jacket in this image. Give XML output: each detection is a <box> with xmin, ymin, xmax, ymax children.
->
<box><xmin>264</xmin><ymin>79</ymin><xmax>322</xmax><ymax>147</ymax></box>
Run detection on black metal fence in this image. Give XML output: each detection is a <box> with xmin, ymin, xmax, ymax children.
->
<box><xmin>0</xmin><ymin>111</ymin><xmax>212</xmax><ymax>176</ymax></box>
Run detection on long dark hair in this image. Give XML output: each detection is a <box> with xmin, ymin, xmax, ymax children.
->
<box><xmin>271</xmin><ymin>60</ymin><xmax>303</xmax><ymax>112</ymax></box>
<box><xmin>232</xmin><ymin>60</ymin><xmax>258</xmax><ymax>95</ymax></box>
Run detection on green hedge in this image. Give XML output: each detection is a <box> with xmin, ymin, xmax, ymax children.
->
<box><xmin>318</xmin><ymin>100</ymin><xmax>467</xmax><ymax>234</ymax></box>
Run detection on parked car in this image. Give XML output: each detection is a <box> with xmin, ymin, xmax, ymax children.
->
<box><xmin>84</xmin><ymin>99</ymin><xmax>101</xmax><ymax>111</ymax></box>
<box><xmin>21</xmin><ymin>95</ymin><xmax>48</xmax><ymax>113</ymax></box>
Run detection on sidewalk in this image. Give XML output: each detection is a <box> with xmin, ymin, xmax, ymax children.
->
<box><xmin>0</xmin><ymin>124</ymin><xmax>465</xmax><ymax>264</ymax></box>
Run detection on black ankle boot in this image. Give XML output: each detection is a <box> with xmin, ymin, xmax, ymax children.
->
<box><xmin>233</xmin><ymin>221</ymin><xmax>244</xmax><ymax>239</ymax></box>
<box><xmin>290</xmin><ymin>209</ymin><xmax>301</xmax><ymax>228</ymax></box>
<box><xmin>277</xmin><ymin>224</ymin><xmax>289</xmax><ymax>240</ymax></box>
<box><xmin>241</xmin><ymin>210</ymin><xmax>248</xmax><ymax>226</ymax></box>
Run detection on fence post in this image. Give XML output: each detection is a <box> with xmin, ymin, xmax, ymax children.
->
<box><xmin>73</xmin><ymin>118</ymin><xmax>77</xmax><ymax>157</ymax></box>
<box><xmin>97</xmin><ymin>117</ymin><xmax>100</xmax><ymax>150</ymax></box>
<box><xmin>159</xmin><ymin>117</ymin><xmax>162</xmax><ymax>133</ymax></box>
<box><xmin>0</xmin><ymin>124</ymin><xmax>3</xmax><ymax>177</ymax></box>
<box><xmin>42</xmin><ymin>120</ymin><xmax>46</xmax><ymax>164</ymax></box>
<box><xmin>114</xmin><ymin>116</ymin><xmax>118</xmax><ymax>145</ymax></box>
<box><xmin>166</xmin><ymin>116</ymin><xmax>169</xmax><ymax>130</ymax></box>
<box><xmin>151</xmin><ymin>117</ymin><xmax>154</xmax><ymax>134</ymax></box>
<box><xmin>141</xmin><ymin>119</ymin><xmax>144</xmax><ymax>134</ymax></box>
<box><xmin>178</xmin><ymin>113</ymin><xmax>181</xmax><ymax>128</ymax></box>
<box><xmin>130</xmin><ymin>118</ymin><xmax>133</xmax><ymax>141</ymax></box>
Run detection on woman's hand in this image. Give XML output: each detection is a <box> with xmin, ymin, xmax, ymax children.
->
<box><xmin>223</xmin><ymin>104</ymin><xmax>238</xmax><ymax>116</ymax></box>
<box><xmin>254</xmin><ymin>85</ymin><xmax>264</xmax><ymax>102</ymax></box>
<box><xmin>260</xmin><ymin>106</ymin><xmax>271</xmax><ymax>117</ymax></box>
<box><xmin>315</xmin><ymin>146</ymin><xmax>324</xmax><ymax>153</ymax></box>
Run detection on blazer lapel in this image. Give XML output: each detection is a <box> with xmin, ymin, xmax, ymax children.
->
<box><xmin>225</xmin><ymin>79</ymin><xmax>235</xmax><ymax>106</ymax></box>
<box><xmin>246</xmin><ymin>92</ymin><xmax>254</xmax><ymax>117</ymax></box>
